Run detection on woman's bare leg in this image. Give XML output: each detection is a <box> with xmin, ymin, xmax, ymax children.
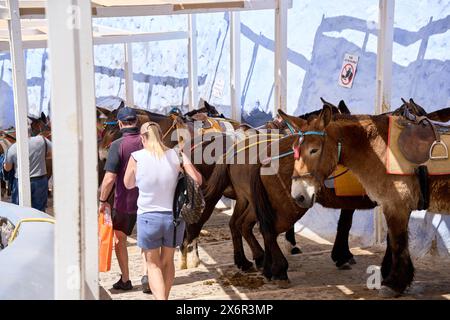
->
<box><xmin>144</xmin><ymin>248</ymin><xmax>166</xmax><ymax>300</ymax></box>
<box><xmin>161</xmin><ymin>246</ymin><xmax>176</xmax><ymax>299</ymax></box>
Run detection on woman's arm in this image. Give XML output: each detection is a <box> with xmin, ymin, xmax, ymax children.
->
<box><xmin>123</xmin><ymin>156</ymin><xmax>137</xmax><ymax>189</ymax></box>
<box><xmin>181</xmin><ymin>152</ymin><xmax>203</xmax><ymax>185</ymax></box>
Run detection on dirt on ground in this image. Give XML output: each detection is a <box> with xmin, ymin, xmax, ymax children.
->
<box><xmin>97</xmin><ymin>207</ymin><xmax>450</xmax><ymax>300</ymax></box>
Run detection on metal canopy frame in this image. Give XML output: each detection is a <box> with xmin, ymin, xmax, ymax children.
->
<box><xmin>2</xmin><ymin>0</ymin><xmax>396</xmax><ymax>299</ymax></box>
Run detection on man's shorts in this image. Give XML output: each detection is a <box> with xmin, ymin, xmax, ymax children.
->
<box><xmin>137</xmin><ymin>211</ymin><xmax>185</xmax><ymax>250</ymax></box>
<box><xmin>112</xmin><ymin>209</ymin><xmax>137</xmax><ymax>236</ymax></box>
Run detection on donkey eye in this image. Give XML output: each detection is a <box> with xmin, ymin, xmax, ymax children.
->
<box><xmin>310</xmin><ymin>148</ymin><xmax>319</xmax><ymax>155</ymax></box>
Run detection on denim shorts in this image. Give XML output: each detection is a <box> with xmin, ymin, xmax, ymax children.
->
<box><xmin>137</xmin><ymin>211</ymin><xmax>185</xmax><ymax>250</ymax></box>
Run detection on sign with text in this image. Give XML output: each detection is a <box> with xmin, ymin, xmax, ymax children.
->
<box><xmin>339</xmin><ymin>54</ymin><xmax>359</xmax><ymax>88</ymax></box>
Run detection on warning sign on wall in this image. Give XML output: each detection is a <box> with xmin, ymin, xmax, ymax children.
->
<box><xmin>338</xmin><ymin>54</ymin><xmax>359</xmax><ymax>88</ymax></box>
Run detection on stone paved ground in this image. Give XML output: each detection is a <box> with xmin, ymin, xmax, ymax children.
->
<box><xmin>99</xmin><ymin>207</ymin><xmax>450</xmax><ymax>300</ymax></box>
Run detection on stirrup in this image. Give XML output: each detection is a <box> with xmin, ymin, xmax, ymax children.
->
<box><xmin>429</xmin><ymin>140</ymin><xmax>449</xmax><ymax>160</ymax></box>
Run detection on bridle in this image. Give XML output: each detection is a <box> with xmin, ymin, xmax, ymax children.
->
<box><xmin>260</xmin><ymin>116</ymin><xmax>345</xmax><ymax>182</ymax></box>
<box><xmin>290</xmin><ymin>129</ymin><xmax>344</xmax><ymax>182</ymax></box>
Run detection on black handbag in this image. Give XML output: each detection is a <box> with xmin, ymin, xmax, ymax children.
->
<box><xmin>172</xmin><ymin>150</ymin><xmax>205</xmax><ymax>246</ymax></box>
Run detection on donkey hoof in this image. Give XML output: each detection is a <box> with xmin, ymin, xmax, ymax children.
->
<box><xmin>348</xmin><ymin>257</ymin><xmax>356</xmax><ymax>265</ymax></box>
<box><xmin>242</xmin><ymin>265</ymin><xmax>257</xmax><ymax>273</ymax></box>
<box><xmin>187</xmin><ymin>261</ymin><xmax>200</xmax><ymax>269</ymax></box>
<box><xmin>254</xmin><ymin>257</ymin><xmax>264</xmax><ymax>270</ymax></box>
<box><xmin>378</xmin><ymin>286</ymin><xmax>402</xmax><ymax>298</ymax></box>
<box><xmin>241</xmin><ymin>261</ymin><xmax>256</xmax><ymax>273</ymax></box>
<box><xmin>179</xmin><ymin>262</ymin><xmax>188</xmax><ymax>270</ymax></box>
<box><xmin>273</xmin><ymin>279</ymin><xmax>291</xmax><ymax>289</ymax></box>
<box><xmin>290</xmin><ymin>247</ymin><xmax>302</xmax><ymax>255</ymax></box>
<box><xmin>337</xmin><ymin>262</ymin><xmax>352</xmax><ymax>270</ymax></box>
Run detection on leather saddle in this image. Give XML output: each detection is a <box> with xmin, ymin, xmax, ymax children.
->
<box><xmin>398</xmin><ymin>107</ymin><xmax>450</xmax><ymax>164</ymax></box>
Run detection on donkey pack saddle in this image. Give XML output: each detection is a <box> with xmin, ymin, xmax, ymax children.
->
<box><xmin>398</xmin><ymin>108</ymin><xmax>450</xmax><ymax>164</ymax></box>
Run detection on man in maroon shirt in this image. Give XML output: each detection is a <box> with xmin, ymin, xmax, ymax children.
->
<box><xmin>99</xmin><ymin>107</ymin><xmax>149</xmax><ymax>292</ymax></box>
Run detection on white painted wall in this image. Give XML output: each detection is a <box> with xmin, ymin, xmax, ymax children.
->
<box><xmin>1</xmin><ymin>0</ymin><xmax>449</xmax><ymax>256</ymax></box>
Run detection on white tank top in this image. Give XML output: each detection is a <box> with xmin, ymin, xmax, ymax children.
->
<box><xmin>131</xmin><ymin>148</ymin><xmax>181</xmax><ymax>214</ymax></box>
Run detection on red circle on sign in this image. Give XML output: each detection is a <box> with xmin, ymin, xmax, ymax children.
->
<box><xmin>340</xmin><ymin>63</ymin><xmax>354</xmax><ymax>85</ymax></box>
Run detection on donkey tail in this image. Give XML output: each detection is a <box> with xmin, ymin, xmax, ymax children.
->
<box><xmin>250</xmin><ymin>166</ymin><xmax>276</xmax><ymax>234</ymax></box>
<box><xmin>204</xmin><ymin>164</ymin><xmax>230</xmax><ymax>202</ymax></box>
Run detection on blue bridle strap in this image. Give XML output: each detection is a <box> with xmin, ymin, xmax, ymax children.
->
<box><xmin>297</xmin><ymin>131</ymin><xmax>326</xmax><ymax>138</ymax></box>
<box><xmin>104</xmin><ymin>121</ymin><xmax>118</xmax><ymax>125</ymax></box>
<box><xmin>263</xmin><ymin>131</ymin><xmax>326</xmax><ymax>162</ymax></box>
<box><xmin>285</xmin><ymin>120</ymin><xmax>295</xmax><ymax>134</ymax></box>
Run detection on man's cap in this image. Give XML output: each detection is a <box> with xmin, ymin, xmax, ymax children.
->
<box><xmin>117</xmin><ymin>107</ymin><xmax>137</xmax><ymax>121</ymax></box>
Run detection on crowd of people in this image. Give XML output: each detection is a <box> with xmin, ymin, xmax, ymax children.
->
<box><xmin>1</xmin><ymin>106</ymin><xmax>202</xmax><ymax>300</ymax></box>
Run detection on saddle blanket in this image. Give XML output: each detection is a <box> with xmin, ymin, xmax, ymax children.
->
<box><xmin>325</xmin><ymin>165</ymin><xmax>366</xmax><ymax>197</ymax></box>
<box><xmin>387</xmin><ymin>116</ymin><xmax>450</xmax><ymax>175</ymax></box>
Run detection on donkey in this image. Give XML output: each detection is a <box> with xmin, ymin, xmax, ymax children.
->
<box><xmin>287</xmin><ymin>101</ymin><xmax>450</xmax><ymax>296</ymax></box>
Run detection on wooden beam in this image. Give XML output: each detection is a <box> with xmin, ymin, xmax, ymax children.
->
<box><xmin>0</xmin><ymin>5</ymin><xmax>10</xmax><ymax>19</ymax></box>
<box><xmin>77</xmin><ymin>0</ymin><xmax>99</xmax><ymax>299</ymax></box>
<box><xmin>0</xmin><ymin>31</ymin><xmax>189</xmax><ymax>52</ymax></box>
<box><xmin>374</xmin><ymin>0</ymin><xmax>395</xmax><ymax>245</ymax></box>
<box><xmin>6</xmin><ymin>0</ymin><xmax>31</xmax><ymax>207</ymax></box>
<box><xmin>3</xmin><ymin>1</ymin><xmax>292</xmax><ymax>19</ymax></box>
<box><xmin>230</xmin><ymin>11</ymin><xmax>241</xmax><ymax>122</ymax></box>
<box><xmin>93</xmin><ymin>0</ymin><xmax>284</xmax><ymax>17</ymax></box>
<box><xmin>47</xmin><ymin>0</ymin><xmax>98</xmax><ymax>299</ymax></box>
<box><xmin>187</xmin><ymin>13</ymin><xmax>198</xmax><ymax>111</ymax></box>
<box><xmin>274</xmin><ymin>0</ymin><xmax>288</xmax><ymax>114</ymax></box>
<box><xmin>124</xmin><ymin>42</ymin><xmax>134</xmax><ymax>107</ymax></box>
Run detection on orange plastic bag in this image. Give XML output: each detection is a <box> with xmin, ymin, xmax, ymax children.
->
<box><xmin>98</xmin><ymin>207</ymin><xmax>114</xmax><ymax>272</ymax></box>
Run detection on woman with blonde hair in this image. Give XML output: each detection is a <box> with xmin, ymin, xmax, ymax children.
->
<box><xmin>124</xmin><ymin>121</ymin><xmax>202</xmax><ymax>300</ymax></box>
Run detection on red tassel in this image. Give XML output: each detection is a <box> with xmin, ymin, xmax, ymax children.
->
<box><xmin>293</xmin><ymin>145</ymin><xmax>300</xmax><ymax>160</ymax></box>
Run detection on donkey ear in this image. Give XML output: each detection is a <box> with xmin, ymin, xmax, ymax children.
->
<box><xmin>319</xmin><ymin>97</ymin><xmax>338</xmax><ymax>108</ymax></box>
<box><xmin>277</xmin><ymin>109</ymin><xmax>306</xmax><ymax>130</ymax></box>
<box><xmin>318</xmin><ymin>105</ymin><xmax>333</xmax><ymax>129</ymax></box>
<box><xmin>338</xmin><ymin>100</ymin><xmax>351</xmax><ymax>115</ymax></box>
<box><xmin>409</xmin><ymin>98</ymin><xmax>427</xmax><ymax>116</ymax></box>
<box><xmin>401</xmin><ymin>97</ymin><xmax>408</xmax><ymax>105</ymax></box>
<box><xmin>40</xmin><ymin>112</ymin><xmax>47</xmax><ymax>122</ymax></box>
<box><xmin>97</xmin><ymin>107</ymin><xmax>110</xmax><ymax>118</ymax></box>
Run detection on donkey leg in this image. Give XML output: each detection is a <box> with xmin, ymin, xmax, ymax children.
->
<box><xmin>285</xmin><ymin>226</ymin><xmax>302</xmax><ymax>255</ymax></box>
<box><xmin>381</xmin><ymin>234</ymin><xmax>392</xmax><ymax>279</ymax></box>
<box><xmin>180</xmin><ymin>196</ymin><xmax>218</xmax><ymax>269</ymax></box>
<box><xmin>380</xmin><ymin>210</ymin><xmax>414</xmax><ymax>297</ymax></box>
<box><xmin>180</xmin><ymin>223</ymin><xmax>199</xmax><ymax>269</ymax></box>
<box><xmin>229</xmin><ymin>200</ymin><xmax>252</xmax><ymax>271</ymax></box>
<box><xmin>268</xmin><ymin>234</ymin><xmax>290</xmax><ymax>287</ymax></box>
<box><xmin>187</xmin><ymin>239</ymin><xmax>200</xmax><ymax>269</ymax></box>
<box><xmin>239</xmin><ymin>210</ymin><xmax>264</xmax><ymax>270</ymax></box>
<box><xmin>331</xmin><ymin>209</ymin><xmax>355</xmax><ymax>269</ymax></box>
<box><xmin>179</xmin><ymin>237</ymin><xmax>189</xmax><ymax>270</ymax></box>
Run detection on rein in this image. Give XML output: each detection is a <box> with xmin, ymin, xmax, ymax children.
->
<box><xmin>261</xmin><ymin>128</ymin><xmax>345</xmax><ymax>182</ymax></box>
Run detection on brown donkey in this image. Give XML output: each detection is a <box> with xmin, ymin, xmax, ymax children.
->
<box><xmin>287</xmin><ymin>103</ymin><xmax>450</xmax><ymax>296</ymax></box>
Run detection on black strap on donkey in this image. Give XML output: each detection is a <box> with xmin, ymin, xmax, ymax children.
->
<box><xmin>172</xmin><ymin>150</ymin><xmax>187</xmax><ymax>247</ymax></box>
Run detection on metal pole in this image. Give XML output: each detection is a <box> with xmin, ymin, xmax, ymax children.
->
<box><xmin>374</xmin><ymin>0</ymin><xmax>395</xmax><ymax>245</ymax></box>
<box><xmin>274</xmin><ymin>0</ymin><xmax>288</xmax><ymax>115</ymax></box>
<box><xmin>188</xmin><ymin>14</ymin><xmax>198</xmax><ymax>111</ymax></box>
<box><xmin>6</xmin><ymin>0</ymin><xmax>31</xmax><ymax>207</ymax></box>
<box><xmin>230</xmin><ymin>12</ymin><xmax>241</xmax><ymax>122</ymax></box>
